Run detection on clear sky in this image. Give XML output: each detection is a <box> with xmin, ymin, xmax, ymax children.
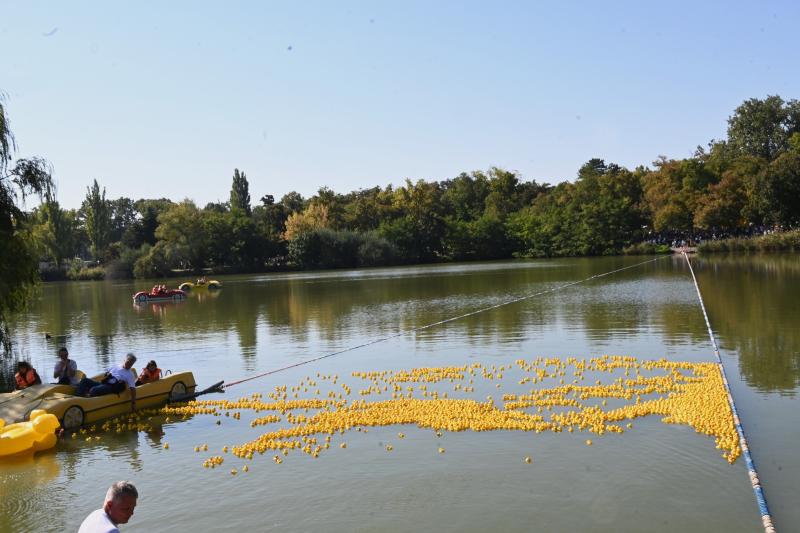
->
<box><xmin>2</xmin><ymin>1</ymin><xmax>798</xmax><ymax>209</ymax></box>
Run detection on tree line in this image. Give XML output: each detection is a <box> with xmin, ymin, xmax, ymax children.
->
<box><xmin>24</xmin><ymin>95</ymin><xmax>800</xmax><ymax>280</ymax></box>
<box><xmin>3</xmin><ymin>92</ymin><xmax>799</xmax><ymax>350</ymax></box>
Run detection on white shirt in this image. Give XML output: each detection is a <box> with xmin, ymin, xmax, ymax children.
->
<box><xmin>108</xmin><ymin>365</ymin><xmax>137</xmax><ymax>388</ymax></box>
<box><xmin>54</xmin><ymin>359</ymin><xmax>79</xmax><ymax>385</ymax></box>
<box><xmin>78</xmin><ymin>509</ymin><xmax>120</xmax><ymax>533</ymax></box>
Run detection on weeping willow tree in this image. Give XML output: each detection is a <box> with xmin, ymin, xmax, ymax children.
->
<box><xmin>0</xmin><ymin>93</ymin><xmax>53</xmax><ymax>354</ymax></box>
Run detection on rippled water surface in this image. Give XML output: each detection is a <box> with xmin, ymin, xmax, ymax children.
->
<box><xmin>1</xmin><ymin>255</ymin><xmax>798</xmax><ymax>532</ymax></box>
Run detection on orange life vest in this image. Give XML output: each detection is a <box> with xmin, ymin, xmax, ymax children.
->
<box><xmin>15</xmin><ymin>368</ymin><xmax>39</xmax><ymax>390</ymax></box>
<box><xmin>139</xmin><ymin>367</ymin><xmax>161</xmax><ymax>383</ymax></box>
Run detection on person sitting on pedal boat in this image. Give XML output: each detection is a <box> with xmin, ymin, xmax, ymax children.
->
<box><xmin>76</xmin><ymin>353</ymin><xmax>138</xmax><ymax>411</ymax></box>
<box><xmin>15</xmin><ymin>361</ymin><xmax>42</xmax><ymax>390</ymax></box>
<box><xmin>135</xmin><ymin>360</ymin><xmax>161</xmax><ymax>386</ymax></box>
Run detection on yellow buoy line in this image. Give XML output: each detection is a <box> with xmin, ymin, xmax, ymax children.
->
<box><xmin>85</xmin><ymin>355</ymin><xmax>741</xmax><ymax>473</ymax></box>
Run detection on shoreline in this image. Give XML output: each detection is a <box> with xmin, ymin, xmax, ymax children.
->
<box><xmin>37</xmin><ymin>231</ymin><xmax>799</xmax><ymax>283</ymax></box>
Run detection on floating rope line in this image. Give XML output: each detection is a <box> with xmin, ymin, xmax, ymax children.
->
<box><xmin>683</xmin><ymin>252</ymin><xmax>776</xmax><ymax>533</ymax></box>
<box><xmin>223</xmin><ymin>256</ymin><xmax>664</xmax><ymax>388</ymax></box>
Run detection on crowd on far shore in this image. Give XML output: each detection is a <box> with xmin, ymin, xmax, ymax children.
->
<box><xmin>643</xmin><ymin>225</ymin><xmax>791</xmax><ymax>249</ymax></box>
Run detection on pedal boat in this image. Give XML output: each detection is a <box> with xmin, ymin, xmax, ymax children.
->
<box><xmin>0</xmin><ymin>371</ymin><xmax>196</xmax><ymax>430</ymax></box>
<box><xmin>178</xmin><ymin>279</ymin><xmax>222</xmax><ymax>291</ymax></box>
<box><xmin>133</xmin><ymin>288</ymin><xmax>187</xmax><ymax>303</ymax></box>
<box><xmin>0</xmin><ymin>410</ymin><xmax>61</xmax><ymax>458</ymax></box>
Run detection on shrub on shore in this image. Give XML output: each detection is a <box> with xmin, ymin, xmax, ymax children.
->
<box><xmin>67</xmin><ymin>265</ymin><xmax>105</xmax><ymax>281</ymax></box>
<box><xmin>622</xmin><ymin>242</ymin><xmax>672</xmax><ymax>255</ymax></box>
<box><xmin>698</xmin><ymin>229</ymin><xmax>800</xmax><ymax>253</ymax></box>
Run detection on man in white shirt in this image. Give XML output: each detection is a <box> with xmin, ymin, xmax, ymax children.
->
<box><xmin>53</xmin><ymin>347</ymin><xmax>78</xmax><ymax>385</ymax></box>
<box><xmin>75</xmin><ymin>353</ymin><xmax>138</xmax><ymax>412</ymax></box>
<box><xmin>78</xmin><ymin>480</ymin><xmax>138</xmax><ymax>533</ymax></box>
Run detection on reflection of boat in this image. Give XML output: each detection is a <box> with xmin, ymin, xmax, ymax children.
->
<box><xmin>0</xmin><ymin>410</ymin><xmax>60</xmax><ymax>457</ymax></box>
<box><xmin>179</xmin><ymin>279</ymin><xmax>222</xmax><ymax>292</ymax></box>
<box><xmin>0</xmin><ymin>372</ymin><xmax>197</xmax><ymax>430</ymax></box>
<box><xmin>133</xmin><ymin>287</ymin><xmax>187</xmax><ymax>303</ymax></box>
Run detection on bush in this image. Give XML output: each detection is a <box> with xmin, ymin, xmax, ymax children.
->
<box><xmin>39</xmin><ymin>264</ymin><xmax>68</xmax><ymax>281</ymax></box>
<box><xmin>622</xmin><ymin>242</ymin><xmax>672</xmax><ymax>255</ymax></box>
<box><xmin>288</xmin><ymin>229</ymin><xmax>400</xmax><ymax>269</ymax></box>
<box><xmin>357</xmin><ymin>232</ymin><xmax>398</xmax><ymax>267</ymax></box>
<box><xmin>67</xmin><ymin>265</ymin><xmax>105</xmax><ymax>281</ymax></box>
<box><xmin>133</xmin><ymin>242</ymin><xmax>171</xmax><ymax>278</ymax></box>
<box><xmin>698</xmin><ymin>229</ymin><xmax>800</xmax><ymax>254</ymax></box>
<box><xmin>288</xmin><ymin>229</ymin><xmax>360</xmax><ymax>269</ymax></box>
<box><xmin>105</xmin><ymin>244</ymin><xmax>151</xmax><ymax>279</ymax></box>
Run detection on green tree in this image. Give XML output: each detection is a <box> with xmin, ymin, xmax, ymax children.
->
<box><xmin>642</xmin><ymin>157</ymin><xmax>716</xmax><ymax>233</ymax></box>
<box><xmin>253</xmin><ymin>194</ymin><xmax>289</xmax><ymax>237</ymax></box>
<box><xmin>758</xmin><ymin>148</ymin><xmax>800</xmax><ymax>227</ymax></box>
<box><xmin>123</xmin><ymin>198</ymin><xmax>173</xmax><ymax>248</ymax></box>
<box><xmin>82</xmin><ymin>179</ymin><xmax>112</xmax><ymax>260</ymax></box>
<box><xmin>230</xmin><ymin>168</ymin><xmax>251</xmax><ymax>215</ymax></box>
<box><xmin>154</xmin><ymin>200</ymin><xmax>207</xmax><ymax>270</ymax></box>
<box><xmin>280</xmin><ymin>191</ymin><xmax>306</xmax><ymax>214</ymax></box>
<box><xmin>727</xmin><ymin>95</ymin><xmax>800</xmax><ymax>160</ymax></box>
<box><xmin>0</xmin><ymin>94</ymin><xmax>53</xmax><ymax>352</ymax></box>
<box><xmin>109</xmin><ymin>197</ymin><xmax>137</xmax><ymax>242</ymax></box>
<box><xmin>441</xmin><ymin>172</ymin><xmax>489</xmax><ymax>221</ymax></box>
<box><xmin>34</xmin><ymin>190</ymin><xmax>78</xmax><ymax>267</ymax></box>
<box><xmin>484</xmin><ymin>168</ymin><xmax>522</xmax><ymax>218</ymax></box>
<box><xmin>379</xmin><ymin>179</ymin><xmax>445</xmax><ymax>262</ymax></box>
<box><xmin>311</xmin><ymin>186</ymin><xmax>346</xmax><ymax>229</ymax></box>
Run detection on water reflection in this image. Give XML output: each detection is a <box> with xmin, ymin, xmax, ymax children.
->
<box><xmin>694</xmin><ymin>255</ymin><xmax>800</xmax><ymax>393</ymax></box>
<box><xmin>0</xmin><ymin>452</ymin><xmax>62</xmax><ymax>531</ymax></box>
<box><xmin>1</xmin><ymin>256</ymin><xmax>797</xmax><ymax>531</ymax></box>
<box><xmin>2</xmin><ymin>255</ymin><xmax>798</xmax><ymax>394</ymax></box>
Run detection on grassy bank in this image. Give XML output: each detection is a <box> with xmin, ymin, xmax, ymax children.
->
<box><xmin>622</xmin><ymin>242</ymin><xmax>672</xmax><ymax>255</ymax></box>
<box><xmin>698</xmin><ymin>230</ymin><xmax>800</xmax><ymax>253</ymax></box>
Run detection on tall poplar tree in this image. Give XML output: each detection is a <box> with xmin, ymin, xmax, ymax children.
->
<box><xmin>230</xmin><ymin>168</ymin><xmax>251</xmax><ymax>216</ymax></box>
<box><xmin>83</xmin><ymin>179</ymin><xmax>111</xmax><ymax>260</ymax></box>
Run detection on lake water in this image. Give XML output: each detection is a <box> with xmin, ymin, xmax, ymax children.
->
<box><xmin>1</xmin><ymin>255</ymin><xmax>798</xmax><ymax>532</ymax></box>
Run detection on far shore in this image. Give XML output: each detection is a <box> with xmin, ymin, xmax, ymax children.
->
<box><xmin>37</xmin><ymin>230</ymin><xmax>799</xmax><ymax>283</ymax></box>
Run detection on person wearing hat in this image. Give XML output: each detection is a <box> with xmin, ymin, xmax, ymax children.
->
<box><xmin>53</xmin><ymin>347</ymin><xmax>78</xmax><ymax>386</ymax></box>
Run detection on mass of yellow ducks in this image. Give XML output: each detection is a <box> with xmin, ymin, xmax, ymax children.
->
<box><xmin>89</xmin><ymin>356</ymin><xmax>741</xmax><ymax>472</ymax></box>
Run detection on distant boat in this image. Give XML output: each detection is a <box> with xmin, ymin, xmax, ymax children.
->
<box><xmin>133</xmin><ymin>287</ymin><xmax>187</xmax><ymax>303</ymax></box>
<box><xmin>179</xmin><ymin>279</ymin><xmax>222</xmax><ymax>292</ymax></box>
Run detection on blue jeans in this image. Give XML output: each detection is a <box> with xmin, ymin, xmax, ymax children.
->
<box><xmin>76</xmin><ymin>377</ymin><xmax>124</xmax><ymax>397</ymax></box>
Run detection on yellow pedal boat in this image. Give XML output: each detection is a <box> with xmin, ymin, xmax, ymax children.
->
<box><xmin>179</xmin><ymin>279</ymin><xmax>222</xmax><ymax>291</ymax></box>
<box><xmin>0</xmin><ymin>410</ymin><xmax>61</xmax><ymax>458</ymax></box>
<box><xmin>0</xmin><ymin>371</ymin><xmax>196</xmax><ymax>430</ymax></box>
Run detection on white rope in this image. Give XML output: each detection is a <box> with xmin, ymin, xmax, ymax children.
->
<box><xmin>225</xmin><ymin>256</ymin><xmax>664</xmax><ymax>387</ymax></box>
<box><xmin>683</xmin><ymin>252</ymin><xmax>776</xmax><ymax>533</ymax></box>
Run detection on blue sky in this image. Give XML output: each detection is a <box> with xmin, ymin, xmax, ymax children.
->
<box><xmin>2</xmin><ymin>1</ymin><xmax>797</xmax><ymax>209</ymax></box>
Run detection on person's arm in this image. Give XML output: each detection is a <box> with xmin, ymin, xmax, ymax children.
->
<box><xmin>67</xmin><ymin>360</ymin><xmax>76</xmax><ymax>378</ymax></box>
<box><xmin>53</xmin><ymin>361</ymin><xmax>61</xmax><ymax>379</ymax></box>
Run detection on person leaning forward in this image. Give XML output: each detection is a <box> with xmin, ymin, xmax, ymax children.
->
<box><xmin>78</xmin><ymin>480</ymin><xmax>138</xmax><ymax>533</ymax></box>
<box><xmin>54</xmin><ymin>347</ymin><xmax>78</xmax><ymax>385</ymax></box>
<box><xmin>76</xmin><ymin>353</ymin><xmax>138</xmax><ymax>411</ymax></box>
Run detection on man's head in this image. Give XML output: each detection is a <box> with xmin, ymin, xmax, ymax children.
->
<box><xmin>123</xmin><ymin>353</ymin><xmax>137</xmax><ymax>369</ymax></box>
<box><xmin>58</xmin><ymin>347</ymin><xmax>69</xmax><ymax>360</ymax></box>
<box><xmin>17</xmin><ymin>361</ymin><xmax>31</xmax><ymax>373</ymax></box>
<box><xmin>103</xmin><ymin>481</ymin><xmax>138</xmax><ymax>525</ymax></box>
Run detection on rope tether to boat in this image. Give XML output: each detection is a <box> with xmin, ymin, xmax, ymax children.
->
<box><xmin>682</xmin><ymin>252</ymin><xmax>776</xmax><ymax>533</ymax></box>
<box><xmin>223</xmin><ymin>256</ymin><xmax>664</xmax><ymax>389</ymax></box>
